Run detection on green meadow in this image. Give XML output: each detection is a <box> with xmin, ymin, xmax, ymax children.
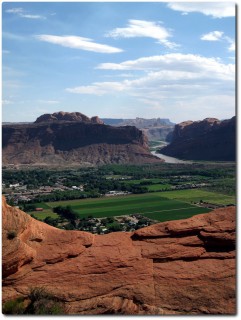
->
<box><xmin>30</xmin><ymin>191</ymin><xmax>213</xmax><ymax>222</ymax></box>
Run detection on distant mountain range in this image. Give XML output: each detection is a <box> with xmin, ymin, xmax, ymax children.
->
<box><xmin>102</xmin><ymin>117</ymin><xmax>174</xmax><ymax>127</ymax></box>
<box><xmin>102</xmin><ymin>117</ymin><xmax>175</xmax><ymax>142</ymax></box>
<box><xmin>2</xmin><ymin>112</ymin><xmax>161</xmax><ymax>167</ymax></box>
<box><xmin>160</xmin><ymin>117</ymin><xmax>236</xmax><ymax>161</ymax></box>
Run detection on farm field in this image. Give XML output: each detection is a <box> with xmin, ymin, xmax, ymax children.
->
<box><xmin>31</xmin><ymin>209</ymin><xmax>58</xmax><ymax>220</ymax></box>
<box><xmin>159</xmin><ymin>189</ymin><xmax>235</xmax><ymax>205</ymax></box>
<box><xmin>30</xmin><ymin>192</ymin><xmax>211</xmax><ymax>222</ymax></box>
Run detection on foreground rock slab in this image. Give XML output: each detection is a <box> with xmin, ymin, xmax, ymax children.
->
<box><xmin>2</xmin><ymin>197</ymin><xmax>235</xmax><ymax>314</ymax></box>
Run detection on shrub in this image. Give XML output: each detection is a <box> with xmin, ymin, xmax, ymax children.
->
<box><xmin>2</xmin><ymin>297</ymin><xmax>25</xmax><ymax>314</ymax></box>
<box><xmin>3</xmin><ymin>287</ymin><xmax>66</xmax><ymax>315</ymax></box>
<box><xmin>26</xmin><ymin>287</ymin><xmax>65</xmax><ymax>315</ymax></box>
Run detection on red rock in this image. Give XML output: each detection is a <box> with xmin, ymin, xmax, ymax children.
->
<box><xmin>161</xmin><ymin>116</ymin><xmax>235</xmax><ymax>161</ymax></box>
<box><xmin>3</xmin><ymin>113</ymin><xmax>161</xmax><ymax>166</ymax></box>
<box><xmin>2</xmin><ymin>197</ymin><xmax>235</xmax><ymax>314</ymax></box>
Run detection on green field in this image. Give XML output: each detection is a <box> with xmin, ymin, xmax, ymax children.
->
<box><xmin>30</xmin><ymin>192</ymin><xmax>212</xmax><ymax>222</ymax></box>
<box><xmin>30</xmin><ymin>209</ymin><xmax>58</xmax><ymax>220</ymax></box>
<box><xmin>28</xmin><ymin>189</ymin><xmax>235</xmax><ymax>222</ymax></box>
<box><xmin>159</xmin><ymin>189</ymin><xmax>235</xmax><ymax>205</ymax></box>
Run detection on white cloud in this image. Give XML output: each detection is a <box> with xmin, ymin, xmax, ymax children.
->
<box><xmin>37</xmin><ymin>100</ymin><xmax>60</xmax><ymax>104</ymax></box>
<box><xmin>5</xmin><ymin>8</ymin><xmax>23</xmax><ymax>14</ymax></box>
<box><xmin>225</xmin><ymin>36</ymin><xmax>235</xmax><ymax>52</ymax></box>
<box><xmin>66</xmin><ymin>53</ymin><xmax>235</xmax><ymax>120</ymax></box>
<box><xmin>106</xmin><ymin>19</ymin><xmax>179</xmax><ymax>49</ymax></box>
<box><xmin>201</xmin><ymin>31</ymin><xmax>224</xmax><ymax>41</ymax></box>
<box><xmin>21</xmin><ymin>14</ymin><xmax>45</xmax><ymax>19</ymax></box>
<box><xmin>97</xmin><ymin>54</ymin><xmax>234</xmax><ymax>81</ymax></box>
<box><xmin>66</xmin><ymin>81</ymin><xmax>127</xmax><ymax>95</ymax></box>
<box><xmin>201</xmin><ymin>31</ymin><xmax>235</xmax><ymax>52</ymax></box>
<box><xmin>2</xmin><ymin>100</ymin><xmax>13</xmax><ymax>105</ymax></box>
<box><xmin>167</xmin><ymin>2</ymin><xmax>235</xmax><ymax>18</ymax></box>
<box><xmin>228</xmin><ymin>42</ymin><xmax>235</xmax><ymax>52</ymax></box>
<box><xmin>6</xmin><ymin>7</ymin><xmax>46</xmax><ymax>19</ymax></box>
<box><xmin>36</xmin><ymin>35</ymin><xmax>123</xmax><ymax>53</ymax></box>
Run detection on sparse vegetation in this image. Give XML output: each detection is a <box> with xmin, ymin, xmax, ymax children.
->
<box><xmin>2</xmin><ymin>297</ymin><xmax>25</xmax><ymax>314</ymax></box>
<box><xmin>2</xmin><ymin>287</ymin><xmax>65</xmax><ymax>315</ymax></box>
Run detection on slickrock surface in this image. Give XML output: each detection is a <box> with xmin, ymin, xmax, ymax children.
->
<box><xmin>2</xmin><ymin>197</ymin><xmax>235</xmax><ymax>314</ymax></box>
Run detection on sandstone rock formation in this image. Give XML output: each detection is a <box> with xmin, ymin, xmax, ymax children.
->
<box><xmin>35</xmin><ymin>111</ymin><xmax>104</xmax><ymax>124</ymax></box>
<box><xmin>2</xmin><ymin>112</ymin><xmax>161</xmax><ymax>166</ymax></box>
<box><xmin>160</xmin><ymin>117</ymin><xmax>236</xmax><ymax>161</ymax></box>
<box><xmin>2</xmin><ymin>197</ymin><xmax>235</xmax><ymax>314</ymax></box>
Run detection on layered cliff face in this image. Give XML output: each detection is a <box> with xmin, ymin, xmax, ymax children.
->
<box><xmin>160</xmin><ymin>117</ymin><xmax>236</xmax><ymax>161</ymax></box>
<box><xmin>2</xmin><ymin>197</ymin><xmax>235</xmax><ymax>314</ymax></box>
<box><xmin>2</xmin><ymin>112</ymin><xmax>160</xmax><ymax>166</ymax></box>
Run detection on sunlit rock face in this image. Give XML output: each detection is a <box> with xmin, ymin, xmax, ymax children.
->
<box><xmin>2</xmin><ymin>197</ymin><xmax>235</xmax><ymax>315</ymax></box>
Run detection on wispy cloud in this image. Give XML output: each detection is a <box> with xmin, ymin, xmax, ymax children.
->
<box><xmin>201</xmin><ymin>31</ymin><xmax>224</xmax><ymax>41</ymax></box>
<box><xmin>66</xmin><ymin>81</ymin><xmax>125</xmax><ymax>95</ymax></box>
<box><xmin>37</xmin><ymin>100</ymin><xmax>60</xmax><ymax>104</ymax></box>
<box><xmin>106</xmin><ymin>19</ymin><xmax>179</xmax><ymax>49</ymax></box>
<box><xmin>2</xmin><ymin>32</ymin><xmax>25</xmax><ymax>41</ymax></box>
<box><xmin>6</xmin><ymin>7</ymin><xmax>46</xmax><ymax>19</ymax></box>
<box><xmin>66</xmin><ymin>54</ymin><xmax>235</xmax><ymax>117</ymax></box>
<box><xmin>201</xmin><ymin>31</ymin><xmax>235</xmax><ymax>52</ymax></box>
<box><xmin>65</xmin><ymin>53</ymin><xmax>234</xmax><ymax>122</ymax></box>
<box><xmin>97</xmin><ymin>53</ymin><xmax>234</xmax><ymax>79</ymax></box>
<box><xmin>225</xmin><ymin>37</ymin><xmax>235</xmax><ymax>52</ymax></box>
<box><xmin>167</xmin><ymin>2</ymin><xmax>235</xmax><ymax>18</ymax></box>
<box><xmin>5</xmin><ymin>8</ymin><xmax>23</xmax><ymax>14</ymax></box>
<box><xmin>35</xmin><ymin>34</ymin><xmax>123</xmax><ymax>53</ymax></box>
<box><xmin>2</xmin><ymin>99</ymin><xmax>14</xmax><ymax>105</ymax></box>
<box><xmin>66</xmin><ymin>54</ymin><xmax>235</xmax><ymax>100</ymax></box>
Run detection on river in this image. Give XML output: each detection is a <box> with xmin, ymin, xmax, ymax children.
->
<box><xmin>150</xmin><ymin>141</ymin><xmax>192</xmax><ymax>164</ymax></box>
<box><xmin>151</xmin><ymin>151</ymin><xmax>192</xmax><ymax>164</ymax></box>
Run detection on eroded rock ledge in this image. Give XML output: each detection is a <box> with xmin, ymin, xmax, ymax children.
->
<box><xmin>2</xmin><ymin>197</ymin><xmax>235</xmax><ymax>314</ymax></box>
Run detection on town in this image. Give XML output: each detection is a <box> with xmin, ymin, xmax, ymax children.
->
<box><xmin>2</xmin><ymin>162</ymin><xmax>235</xmax><ymax>234</ymax></box>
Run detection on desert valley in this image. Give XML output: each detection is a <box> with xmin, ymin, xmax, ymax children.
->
<box><xmin>2</xmin><ymin>111</ymin><xmax>236</xmax><ymax>314</ymax></box>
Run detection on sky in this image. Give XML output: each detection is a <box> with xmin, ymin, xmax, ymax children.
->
<box><xmin>2</xmin><ymin>1</ymin><xmax>236</xmax><ymax>123</ymax></box>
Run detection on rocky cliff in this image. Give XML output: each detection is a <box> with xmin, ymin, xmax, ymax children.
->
<box><xmin>2</xmin><ymin>197</ymin><xmax>235</xmax><ymax>314</ymax></box>
<box><xmin>2</xmin><ymin>112</ymin><xmax>160</xmax><ymax>166</ymax></box>
<box><xmin>160</xmin><ymin>117</ymin><xmax>236</xmax><ymax>161</ymax></box>
<box><xmin>35</xmin><ymin>111</ymin><xmax>104</xmax><ymax>124</ymax></box>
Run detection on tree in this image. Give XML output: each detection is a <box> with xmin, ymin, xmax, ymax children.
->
<box><xmin>53</xmin><ymin>206</ymin><xmax>78</xmax><ymax>224</ymax></box>
<box><xmin>108</xmin><ymin>223</ymin><xmax>123</xmax><ymax>232</ymax></box>
<box><xmin>43</xmin><ymin>217</ymin><xmax>59</xmax><ymax>227</ymax></box>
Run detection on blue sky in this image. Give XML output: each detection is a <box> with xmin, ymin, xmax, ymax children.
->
<box><xmin>2</xmin><ymin>1</ymin><xmax>236</xmax><ymax>123</ymax></box>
